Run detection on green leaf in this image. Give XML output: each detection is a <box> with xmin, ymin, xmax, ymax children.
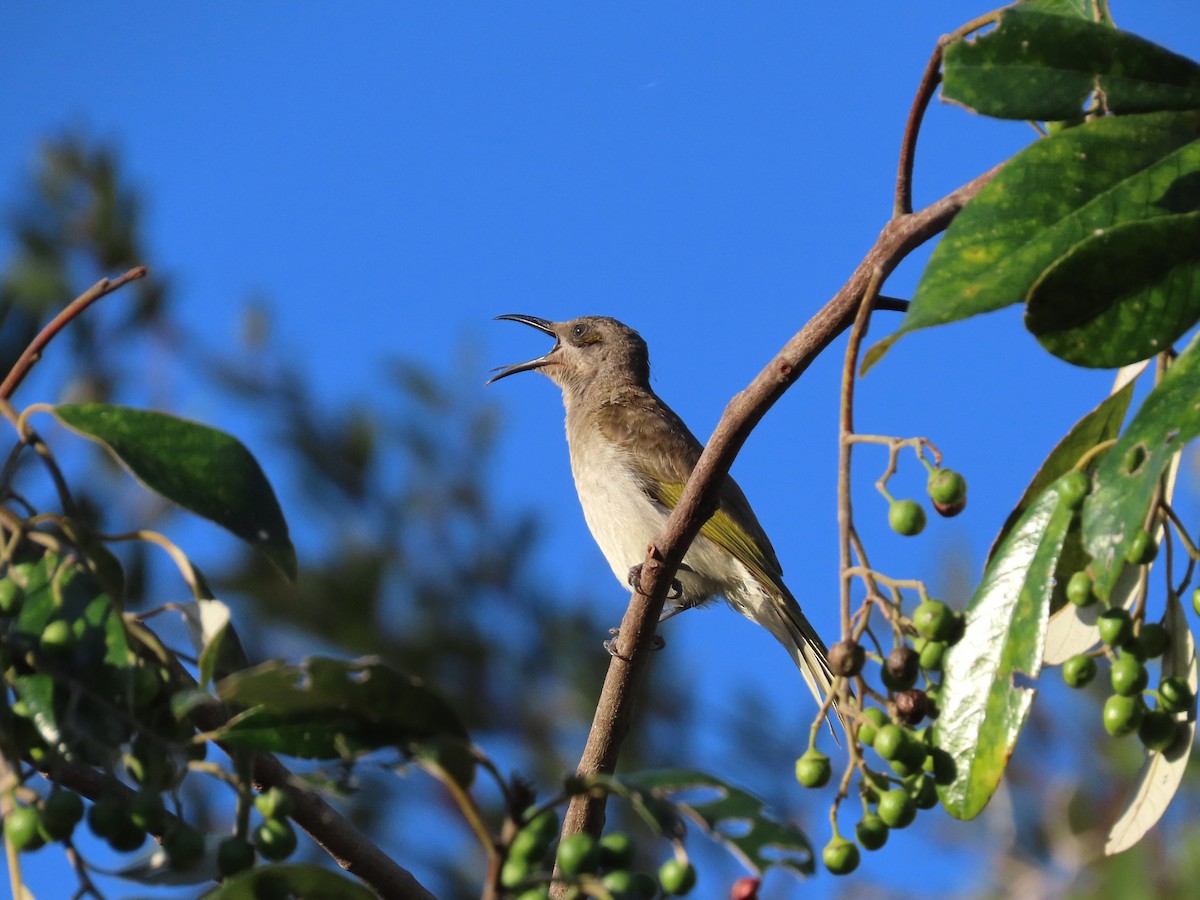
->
<box><xmin>214</xmin><ymin>658</ymin><xmax>473</xmax><ymax>782</ymax></box>
<box><xmin>935</xmin><ymin>476</ymin><xmax>1075</xmax><ymax>819</ymax></box>
<box><xmin>13</xmin><ymin>673</ymin><xmax>60</xmax><ymax>748</ymax></box>
<box><xmin>1026</xmin><ymin>213</ymin><xmax>1200</xmax><ymax>366</ymax></box>
<box><xmin>1016</xmin><ymin>0</ymin><xmax>1112</xmax><ymax>22</ymax></box>
<box><xmin>180</xmin><ymin>598</ymin><xmax>249</xmax><ymax>687</ymax></box>
<box><xmin>989</xmin><ymin>379</ymin><xmax>1135</xmax><ymax>562</ymax></box>
<box><xmin>943</xmin><ymin>10</ymin><xmax>1200</xmax><ymax>120</ymax></box>
<box><xmin>200</xmin><ymin>863</ymin><xmax>378</xmax><ymax>900</ymax></box>
<box><xmin>1105</xmin><ymin>591</ymin><xmax>1197</xmax><ymax>855</ymax></box>
<box><xmin>619</xmin><ymin>769</ymin><xmax>813</xmax><ymax>877</ymax></box>
<box><xmin>1083</xmin><ymin>335</ymin><xmax>1200</xmax><ymax>598</ymax></box>
<box><xmin>863</xmin><ymin>111</ymin><xmax>1200</xmax><ymax>372</ymax></box>
<box><xmin>52</xmin><ymin>404</ymin><xmax>296</xmax><ymax>579</ymax></box>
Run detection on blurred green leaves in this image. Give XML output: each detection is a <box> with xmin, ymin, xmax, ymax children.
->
<box><xmin>54</xmin><ymin>404</ymin><xmax>296</xmax><ymax>579</ymax></box>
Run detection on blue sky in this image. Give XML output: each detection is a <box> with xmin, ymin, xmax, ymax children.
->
<box><xmin>3</xmin><ymin>2</ymin><xmax>1199</xmax><ymax>897</ymax></box>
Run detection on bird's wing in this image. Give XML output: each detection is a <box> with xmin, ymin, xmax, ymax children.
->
<box><xmin>595</xmin><ymin>391</ymin><xmax>786</xmax><ymax>585</ymax></box>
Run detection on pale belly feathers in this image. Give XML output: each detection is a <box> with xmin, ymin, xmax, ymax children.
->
<box><xmin>567</xmin><ymin>436</ymin><xmax>738</xmax><ymax>606</ymax></box>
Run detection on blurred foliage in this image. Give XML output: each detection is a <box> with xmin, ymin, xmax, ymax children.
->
<box><xmin>4</xmin><ymin>130</ymin><xmax>1200</xmax><ymax>898</ymax></box>
<box><xmin>0</xmin><ymin>134</ymin><xmax>697</xmax><ymax>894</ymax></box>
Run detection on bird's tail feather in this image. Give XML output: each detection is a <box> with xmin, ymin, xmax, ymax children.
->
<box><xmin>752</xmin><ymin>584</ymin><xmax>843</xmax><ymax>733</ymax></box>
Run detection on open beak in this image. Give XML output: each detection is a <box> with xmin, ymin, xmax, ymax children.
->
<box><xmin>487</xmin><ymin>314</ymin><xmax>559</xmax><ymax>384</ymax></box>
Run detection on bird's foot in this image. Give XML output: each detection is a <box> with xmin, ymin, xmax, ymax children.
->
<box><xmin>626</xmin><ymin>563</ymin><xmax>684</xmax><ymax>600</ymax></box>
<box><xmin>604</xmin><ymin>627</ymin><xmax>665</xmax><ymax>659</ymax></box>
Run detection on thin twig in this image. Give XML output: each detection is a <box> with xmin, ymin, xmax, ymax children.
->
<box><xmin>0</xmin><ymin>266</ymin><xmax>148</xmax><ymax>401</ymax></box>
<box><xmin>164</xmin><ymin>656</ymin><xmax>436</xmax><ymax>900</ymax></box>
<box><xmin>894</xmin><ymin>42</ymin><xmax>947</xmax><ymax>216</ymax></box>
<box><xmin>893</xmin><ymin>7</ymin><xmax>1009</xmax><ymax>216</ymax></box>
<box><xmin>838</xmin><ymin>267</ymin><xmax>883</xmax><ymax>638</ymax></box>
<box><xmin>558</xmin><ymin>163</ymin><xmax>1002</xmax><ymax>846</ymax></box>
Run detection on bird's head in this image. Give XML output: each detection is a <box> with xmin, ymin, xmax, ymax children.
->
<box><xmin>487</xmin><ymin>315</ymin><xmax>650</xmax><ymax>396</ymax></box>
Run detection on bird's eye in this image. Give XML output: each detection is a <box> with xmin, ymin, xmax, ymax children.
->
<box><xmin>572</xmin><ymin>323</ymin><xmax>587</xmax><ymax>339</ymax></box>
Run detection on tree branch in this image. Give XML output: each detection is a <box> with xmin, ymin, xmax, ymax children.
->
<box><xmin>560</xmin><ymin>163</ymin><xmax>1002</xmax><ymax>842</ymax></box>
<box><xmin>173</xmin><ymin>664</ymin><xmax>438</xmax><ymax>900</ymax></box>
<box><xmin>0</xmin><ymin>266</ymin><xmax>148</xmax><ymax>401</ymax></box>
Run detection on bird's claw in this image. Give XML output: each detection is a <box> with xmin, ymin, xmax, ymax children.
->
<box><xmin>604</xmin><ymin>627</ymin><xmax>665</xmax><ymax>659</ymax></box>
<box><xmin>626</xmin><ymin>564</ymin><xmax>684</xmax><ymax>600</ymax></box>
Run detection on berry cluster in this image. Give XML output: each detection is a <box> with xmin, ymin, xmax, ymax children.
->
<box><xmin>1061</xmin><ymin>574</ymin><xmax>1192</xmax><ymax>753</ymax></box>
<box><xmin>797</xmin><ymin>594</ymin><xmax>965</xmax><ymax>875</ymax></box>
<box><xmin>500</xmin><ymin>809</ymin><xmax>697</xmax><ymax>898</ymax></box>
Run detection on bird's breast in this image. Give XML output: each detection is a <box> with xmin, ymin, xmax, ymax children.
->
<box><xmin>566</xmin><ymin>434</ymin><xmax>726</xmax><ymax>603</ymax></box>
<box><xmin>568</xmin><ymin>438</ymin><xmax>663</xmax><ymax>578</ymax></box>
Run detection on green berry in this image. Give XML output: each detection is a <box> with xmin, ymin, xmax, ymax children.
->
<box><xmin>602</xmin><ymin>870</ymin><xmax>635</xmax><ymax>894</ymax></box>
<box><xmin>1132</xmin><ymin>622</ymin><xmax>1169</xmax><ymax>660</ymax></box>
<box><xmin>855</xmin><ymin>813</ymin><xmax>889</xmax><ymax>851</ymax></box>
<box><xmin>876</xmin><ymin>789</ymin><xmax>916</xmax><ymax>829</ymax></box>
<box><xmin>129</xmin><ymin>790</ymin><xmax>166</xmax><ymax>833</ymax></box>
<box><xmin>1103</xmin><ymin>694</ymin><xmax>1144</xmax><ymax>737</ymax></box>
<box><xmin>1056</xmin><ymin>468</ymin><xmax>1094</xmax><ymax>511</ymax></box>
<box><xmin>0</xmin><ymin>579</ymin><xmax>22</xmax><ymax>615</ymax></box>
<box><xmin>1138</xmin><ymin>710</ymin><xmax>1179</xmax><ymax>752</ymax></box>
<box><xmin>1159</xmin><ymin>676</ymin><xmax>1194</xmax><ymax>714</ymax></box>
<box><xmin>857</xmin><ymin>707</ymin><xmax>886</xmax><ymax>747</ymax></box>
<box><xmin>254</xmin><ymin>787</ymin><xmax>294</xmax><ymax>820</ymax></box>
<box><xmin>1098</xmin><ymin>608</ymin><xmax>1134</xmax><ymax>648</ymax></box>
<box><xmin>599</xmin><ymin>831</ymin><xmax>635</xmax><ymax>869</ymax></box>
<box><xmin>1125</xmin><ymin>530</ymin><xmax>1158</xmax><ymax>565</ymax></box>
<box><xmin>1111</xmin><ymin>654</ymin><xmax>1149</xmax><ymax>697</ymax></box>
<box><xmin>106</xmin><ymin>818</ymin><xmax>146</xmax><ymax>853</ymax></box>
<box><xmin>928</xmin><ymin>469</ymin><xmax>968</xmax><ymax>517</ymax></box>
<box><xmin>889</xmin><ymin>499</ymin><xmax>926</xmax><ymax>537</ymax></box>
<box><xmin>510</xmin><ymin>810</ymin><xmax>559</xmax><ymax>868</ymax></box>
<box><xmin>1058</xmin><ymin>470</ymin><xmax>1090</xmax><ymax>510</ymax></box>
<box><xmin>907</xmin><ymin>777</ymin><xmax>936</xmax><ymax>811</ymax></box>
<box><xmin>39</xmin><ymin>790</ymin><xmax>85</xmax><ymax>841</ymax></box>
<box><xmin>916</xmin><ymin>638</ymin><xmax>946</xmax><ymax>671</ymax></box>
<box><xmin>1066</xmin><ymin>571</ymin><xmax>1095</xmax><ymax>607</ymax></box>
<box><xmin>924</xmin><ymin>683</ymin><xmax>942</xmax><ymax>719</ymax></box>
<box><xmin>912</xmin><ymin>600</ymin><xmax>952</xmax><ymax>641</ymax></box>
<box><xmin>928</xmin><ymin>746</ymin><xmax>957</xmax><ymax>786</ymax></box>
<box><xmin>889</xmin><ymin>739</ymin><xmax>928</xmax><ymax>779</ymax></box>
<box><xmin>556</xmin><ymin>832</ymin><xmax>600</xmax><ymax>877</ymax></box>
<box><xmin>909</xmin><ymin>774</ymin><xmax>938</xmax><ymax>810</ymax></box>
<box><xmin>87</xmin><ymin>795</ymin><xmax>126</xmax><ymax>839</ymax></box>
<box><xmin>1062</xmin><ymin>654</ymin><xmax>1097</xmax><ymax>688</ymax></box>
<box><xmin>509</xmin><ymin>828</ymin><xmax>544</xmax><ymax>865</ymax></box>
<box><xmin>1193</xmin><ymin>588</ymin><xmax>1200</xmax><ymax>617</ymax></box>
<box><xmin>39</xmin><ymin>618</ymin><xmax>78</xmax><ymax>655</ymax></box>
<box><xmin>945</xmin><ymin>611</ymin><xmax>966</xmax><ymax>646</ymax></box>
<box><xmin>254</xmin><ymin>818</ymin><xmax>297</xmax><ymax>860</ymax></box>
<box><xmin>822</xmin><ymin>837</ymin><xmax>860</xmax><ymax>875</ymax></box>
<box><xmin>873</xmin><ymin>724</ymin><xmax>907</xmax><ymax>761</ymax></box>
<box><xmin>165</xmin><ymin>824</ymin><xmax>206</xmax><ymax>870</ymax></box>
<box><xmin>5</xmin><ymin>805</ymin><xmax>45</xmax><ymax>852</ymax></box>
<box><xmin>500</xmin><ymin>855</ymin><xmax>532</xmax><ymax>889</ymax></box>
<box><xmin>658</xmin><ymin>858</ymin><xmax>697</xmax><ymax>895</ymax></box>
<box><xmin>217</xmin><ymin>836</ymin><xmax>255</xmax><ymax>877</ymax></box>
<box><xmin>889</xmin><ymin>755</ymin><xmax>921</xmax><ymax>779</ymax></box>
<box><xmin>795</xmin><ymin>749</ymin><xmax>832</xmax><ymax>788</ymax></box>
<box><xmin>627</xmin><ymin>872</ymin><xmax>660</xmax><ymax>897</ymax></box>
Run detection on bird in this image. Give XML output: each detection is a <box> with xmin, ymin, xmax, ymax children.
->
<box><xmin>487</xmin><ymin>314</ymin><xmax>834</xmax><ymax>713</ymax></box>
